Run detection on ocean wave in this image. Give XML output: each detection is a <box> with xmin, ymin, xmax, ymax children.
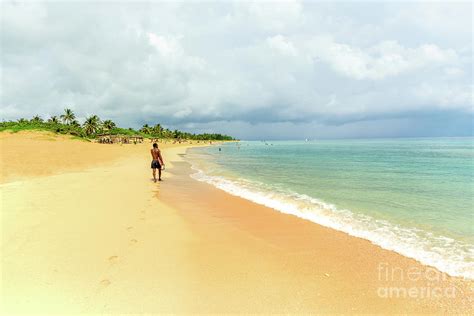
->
<box><xmin>190</xmin><ymin>165</ymin><xmax>474</xmax><ymax>280</ymax></box>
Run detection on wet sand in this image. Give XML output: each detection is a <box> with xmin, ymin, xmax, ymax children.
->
<box><xmin>1</xmin><ymin>131</ymin><xmax>472</xmax><ymax>314</ymax></box>
<box><xmin>159</xmin><ymin>160</ymin><xmax>474</xmax><ymax>314</ymax></box>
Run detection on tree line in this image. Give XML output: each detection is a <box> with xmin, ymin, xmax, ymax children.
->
<box><xmin>0</xmin><ymin>109</ymin><xmax>235</xmax><ymax>141</ymax></box>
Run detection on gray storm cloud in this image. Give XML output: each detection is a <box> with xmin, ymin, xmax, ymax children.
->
<box><xmin>1</xmin><ymin>1</ymin><xmax>472</xmax><ymax>139</ymax></box>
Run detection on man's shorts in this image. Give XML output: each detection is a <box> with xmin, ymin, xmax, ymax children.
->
<box><xmin>151</xmin><ymin>159</ymin><xmax>161</xmax><ymax>169</ymax></box>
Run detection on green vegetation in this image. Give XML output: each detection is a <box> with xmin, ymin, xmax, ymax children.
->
<box><xmin>0</xmin><ymin>109</ymin><xmax>235</xmax><ymax>141</ymax></box>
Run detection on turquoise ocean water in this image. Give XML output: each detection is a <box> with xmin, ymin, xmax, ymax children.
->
<box><xmin>187</xmin><ymin>138</ymin><xmax>473</xmax><ymax>279</ymax></box>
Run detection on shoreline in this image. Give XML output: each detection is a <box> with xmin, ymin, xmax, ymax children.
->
<box><xmin>159</xmin><ymin>156</ymin><xmax>473</xmax><ymax>313</ymax></box>
<box><xmin>1</xmin><ymin>131</ymin><xmax>472</xmax><ymax>313</ymax></box>
<box><xmin>186</xmin><ymin>147</ymin><xmax>473</xmax><ymax>281</ymax></box>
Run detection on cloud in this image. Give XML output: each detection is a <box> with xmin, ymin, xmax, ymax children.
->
<box><xmin>267</xmin><ymin>35</ymin><xmax>298</xmax><ymax>57</ymax></box>
<box><xmin>307</xmin><ymin>37</ymin><xmax>458</xmax><ymax>80</ymax></box>
<box><xmin>148</xmin><ymin>33</ymin><xmax>181</xmax><ymax>57</ymax></box>
<box><xmin>0</xmin><ymin>1</ymin><xmax>472</xmax><ymax>139</ymax></box>
<box><xmin>233</xmin><ymin>0</ymin><xmax>303</xmax><ymax>32</ymax></box>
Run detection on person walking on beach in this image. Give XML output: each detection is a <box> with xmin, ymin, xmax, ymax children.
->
<box><xmin>150</xmin><ymin>143</ymin><xmax>164</xmax><ymax>182</ymax></box>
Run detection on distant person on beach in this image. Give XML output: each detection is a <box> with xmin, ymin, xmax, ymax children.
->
<box><xmin>150</xmin><ymin>143</ymin><xmax>164</xmax><ymax>182</ymax></box>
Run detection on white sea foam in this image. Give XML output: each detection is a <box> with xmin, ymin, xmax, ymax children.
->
<box><xmin>190</xmin><ymin>165</ymin><xmax>474</xmax><ymax>280</ymax></box>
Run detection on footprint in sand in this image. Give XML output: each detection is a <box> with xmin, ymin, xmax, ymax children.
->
<box><xmin>126</xmin><ymin>226</ymin><xmax>133</xmax><ymax>231</ymax></box>
<box><xmin>100</xmin><ymin>279</ymin><xmax>111</xmax><ymax>287</ymax></box>
<box><xmin>108</xmin><ymin>255</ymin><xmax>119</xmax><ymax>264</ymax></box>
<box><xmin>130</xmin><ymin>239</ymin><xmax>138</xmax><ymax>244</ymax></box>
<box><xmin>140</xmin><ymin>217</ymin><xmax>146</xmax><ymax>221</ymax></box>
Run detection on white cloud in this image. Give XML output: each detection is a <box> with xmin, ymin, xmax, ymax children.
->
<box><xmin>234</xmin><ymin>0</ymin><xmax>303</xmax><ymax>31</ymax></box>
<box><xmin>148</xmin><ymin>33</ymin><xmax>181</xmax><ymax>57</ymax></box>
<box><xmin>412</xmin><ymin>83</ymin><xmax>474</xmax><ymax>110</ymax></box>
<box><xmin>267</xmin><ymin>35</ymin><xmax>298</xmax><ymax>56</ymax></box>
<box><xmin>307</xmin><ymin>37</ymin><xmax>458</xmax><ymax>80</ymax></box>
<box><xmin>174</xmin><ymin>108</ymin><xmax>193</xmax><ymax>119</ymax></box>
<box><xmin>444</xmin><ymin>67</ymin><xmax>464</xmax><ymax>77</ymax></box>
<box><xmin>0</xmin><ymin>1</ymin><xmax>472</xmax><ymax>138</ymax></box>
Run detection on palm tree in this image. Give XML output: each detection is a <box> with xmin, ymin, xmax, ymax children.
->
<box><xmin>152</xmin><ymin>124</ymin><xmax>163</xmax><ymax>137</ymax></box>
<box><xmin>18</xmin><ymin>118</ymin><xmax>27</xmax><ymax>124</ymax></box>
<box><xmin>140</xmin><ymin>124</ymin><xmax>152</xmax><ymax>134</ymax></box>
<box><xmin>70</xmin><ymin>119</ymin><xmax>80</xmax><ymax>128</ymax></box>
<box><xmin>83</xmin><ymin>115</ymin><xmax>101</xmax><ymax>136</ymax></box>
<box><xmin>31</xmin><ymin>115</ymin><xmax>43</xmax><ymax>123</ymax></box>
<box><xmin>92</xmin><ymin>115</ymin><xmax>102</xmax><ymax>130</ymax></box>
<box><xmin>102</xmin><ymin>120</ymin><xmax>116</xmax><ymax>132</ymax></box>
<box><xmin>60</xmin><ymin>108</ymin><xmax>76</xmax><ymax>125</ymax></box>
<box><xmin>162</xmin><ymin>128</ymin><xmax>172</xmax><ymax>138</ymax></box>
<box><xmin>48</xmin><ymin>116</ymin><xmax>60</xmax><ymax>124</ymax></box>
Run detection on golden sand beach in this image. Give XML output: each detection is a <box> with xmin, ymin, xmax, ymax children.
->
<box><xmin>1</xmin><ymin>131</ymin><xmax>473</xmax><ymax>314</ymax></box>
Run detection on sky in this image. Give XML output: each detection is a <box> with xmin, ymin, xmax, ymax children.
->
<box><xmin>1</xmin><ymin>1</ymin><xmax>473</xmax><ymax>140</ymax></box>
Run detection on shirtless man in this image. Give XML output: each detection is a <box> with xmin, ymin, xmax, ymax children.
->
<box><xmin>150</xmin><ymin>143</ymin><xmax>164</xmax><ymax>182</ymax></box>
